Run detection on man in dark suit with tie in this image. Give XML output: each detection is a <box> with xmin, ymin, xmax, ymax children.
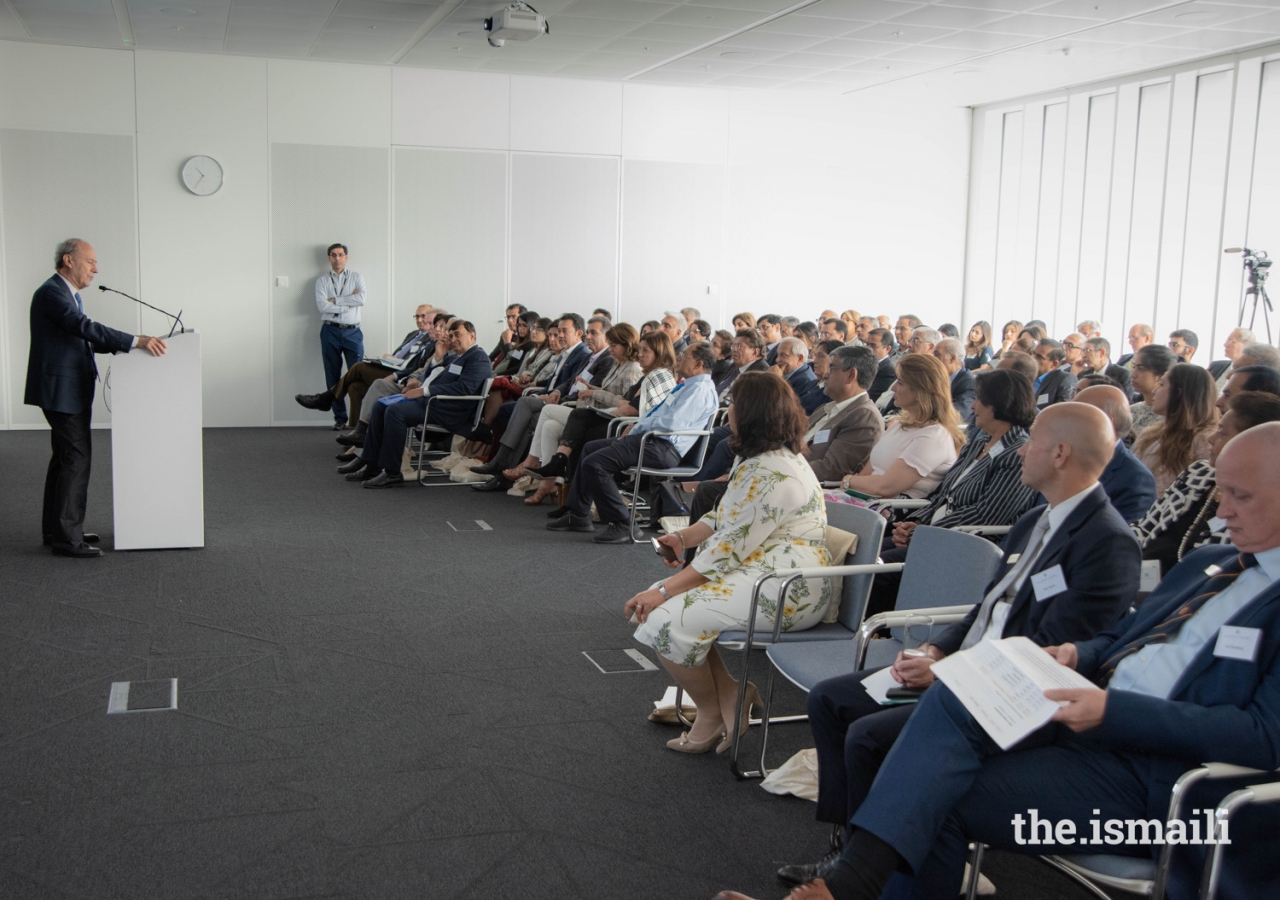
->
<box><xmin>1032</xmin><ymin>339</ymin><xmax>1078</xmax><ymax>409</ymax></box>
<box><xmin>777</xmin><ymin>402</ymin><xmax>1140</xmax><ymax>885</ymax></box>
<box><xmin>863</xmin><ymin>328</ymin><xmax>896</xmax><ymax>401</ymax></box>
<box><xmin>726</xmin><ymin>424</ymin><xmax>1280</xmax><ymax>900</ymax></box>
<box><xmin>25</xmin><ymin>239</ymin><xmax>168</xmax><ymax>558</ymax></box>
<box><xmin>1074</xmin><ymin>385</ymin><xmax>1158</xmax><ymax>522</ymax></box>
<box><xmin>347</xmin><ymin>319</ymin><xmax>492</xmax><ymax>488</ymax></box>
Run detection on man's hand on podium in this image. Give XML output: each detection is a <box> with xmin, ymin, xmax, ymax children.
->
<box><xmin>136</xmin><ymin>336</ymin><xmax>168</xmax><ymax>356</ymax></box>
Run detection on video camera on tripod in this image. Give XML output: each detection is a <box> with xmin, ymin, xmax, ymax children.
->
<box><xmin>1225</xmin><ymin>246</ymin><xmax>1274</xmax><ymax>342</ymax></box>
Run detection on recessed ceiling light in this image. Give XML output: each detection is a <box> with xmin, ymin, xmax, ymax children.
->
<box><xmin>159</xmin><ymin>6</ymin><xmax>197</xmax><ymax>15</ymax></box>
<box><xmin>1174</xmin><ymin>10</ymin><xmax>1218</xmax><ymax>19</ymax></box>
<box><xmin>952</xmin><ymin>68</ymin><xmax>983</xmax><ymax>76</ymax></box>
<box><xmin>720</xmin><ymin>50</ymin><xmax>757</xmax><ymax>58</ymax></box>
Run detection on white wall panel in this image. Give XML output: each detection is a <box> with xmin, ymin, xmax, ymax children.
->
<box><xmin>393</xmin><ymin>148</ymin><xmax>507</xmax><ymax>350</ymax></box>
<box><xmin>0</xmin><ymin>43</ymin><xmax>135</xmax><ymax>136</ymax></box>
<box><xmin>1075</xmin><ymin>92</ymin><xmax>1116</xmax><ymax>330</ymax></box>
<box><xmin>1239</xmin><ymin>59</ymin><xmax>1280</xmax><ymax>340</ymax></box>
<box><xmin>392</xmin><ymin>68</ymin><xmax>510</xmax><ymax>150</ymax></box>
<box><xmin>1154</xmin><ymin>71</ymin><xmax>1197</xmax><ymax>339</ymax></box>
<box><xmin>269</xmin><ymin>60</ymin><xmax>391</xmax><ymax>148</ymax></box>
<box><xmin>509</xmin><ymin>77</ymin><xmax>623</xmax><ymax>155</ymax></box>
<box><xmin>510</xmin><ymin>153</ymin><xmax>619</xmax><ymax>314</ymax></box>
<box><xmin>270</xmin><ymin>144</ymin><xmax>390</xmax><ymax>426</ymax></box>
<box><xmin>620</xmin><ymin>161</ymin><xmax>723</xmax><ymax>327</ymax></box>
<box><xmin>0</xmin><ymin>130</ymin><xmax>138</xmax><ymax>428</ymax></box>
<box><xmin>621</xmin><ymin>84</ymin><xmax>729</xmax><ymax>164</ymax></box>
<box><xmin>1124</xmin><ymin>81</ymin><xmax>1172</xmax><ymax>330</ymax></box>
<box><xmin>1033</xmin><ymin>102</ymin><xmax>1068</xmax><ymax>333</ymax></box>
<box><xmin>1214</xmin><ymin>57</ymin><xmax>1262</xmax><ymax>351</ymax></box>
<box><xmin>992</xmin><ymin>110</ymin><xmax>1025</xmax><ymax>329</ymax></box>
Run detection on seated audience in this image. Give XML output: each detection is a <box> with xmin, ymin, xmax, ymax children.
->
<box><xmin>809</xmin><ymin>339</ymin><xmax>844</xmax><ymax>390</ymax></box>
<box><xmin>1127</xmin><ymin>343</ymin><xmax>1178</xmax><ymax>435</ymax></box>
<box><xmin>772</xmin><ymin>336</ymin><xmax>827</xmax><ymax>414</ymax></box>
<box><xmin>1209</xmin><ymin>327</ymin><xmax>1254</xmax><ymax>385</ymax></box>
<box><xmin>820</xmin><ymin>318</ymin><xmax>849</xmax><ymax>342</ymax></box>
<box><xmin>340</xmin><ymin>320</ymin><xmax>493</xmax><ymax>488</ymax></box>
<box><xmin>484</xmin><ymin>315</ymin><xmax>554</xmax><ymax>411</ymax></box>
<box><xmin>937</xmin><ymin>323</ymin><xmax>960</xmax><ymax>339</ymax></box>
<box><xmin>840</xmin><ymin>353</ymin><xmax>964</xmax><ymax>499</ymax></box>
<box><xmin>989</xmin><ymin>319</ymin><xmax>1023</xmax><ymax>363</ymax></box>
<box><xmin>995</xmin><ymin>349</ymin><xmax>1038</xmax><ymax>383</ymax></box>
<box><xmin>840</xmin><ymin>309</ymin><xmax>861</xmax><ymax>340</ymax></box>
<box><xmin>932</xmin><ymin>338</ymin><xmax>975</xmax><ymax>421</ymax></box>
<box><xmin>855</xmin><ymin>316</ymin><xmax>877</xmax><ymax>343</ymax></box>
<box><xmin>1133</xmin><ymin>364</ymin><xmax>1218</xmax><ymax>495</ymax></box>
<box><xmin>731</xmin><ymin>311</ymin><xmax>756</xmax><ymax>332</ymax></box>
<box><xmin>1167</xmin><ymin>327</ymin><xmax>1198</xmax><ymax>363</ymax></box>
<box><xmin>866</xmin><ymin>369</ymin><xmax>1041</xmax><ymax>615</ymax></box>
<box><xmin>794</xmin><ymin>321</ymin><xmax>819</xmax><ymax>350</ymax></box>
<box><xmin>776</xmin><ymin>402</ymin><xmax>1140</xmax><ymax>887</ymax></box>
<box><xmin>526</xmin><ymin>331</ymin><xmax>678</xmax><ymax>502</ymax></box>
<box><xmin>1072</xmin><ymin>385</ymin><xmax>1158</xmax><ymax>523</ymax></box>
<box><xmin>490</xmin><ymin>311</ymin><xmax>539</xmax><ymax>378</ymax></box>
<box><xmin>295</xmin><ymin>305</ymin><xmax>439</xmax><ymax>424</ymax></box>
<box><xmin>549</xmin><ymin>342</ymin><xmax>718</xmax><ymax>544</ymax></box>
<box><xmin>710</xmin><ymin>329</ymin><xmax>735</xmax><ymax>385</ymax></box>
<box><xmin>640</xmin><ymin>320</ymin><xmax>659</xmax><ymax>336</ymax></box>
<box><xmin>963</xmin><ymin>321</ymin><xmax>992</xmax><ymax>370</ymax></box>
<box><xmin>1217</xmin><ymin>362</ymin><xmax>1280</xmax><ymax>413</ymax></box>
<box><xmin>1075</xmin><ymin>317</ymin><xmax>1100</xmax><ymax>337</ymax></box>
<box><xmin>1030</xmin><ymin>339</ymin><xmax>1076</xmax><ymax>409</ymax></box>
<box><xmin>758</xmin><ymin>314</ymin><xmax>784</xmax><ymax>365</ymax></box>
<box><xmin>863</xmin><ymin>328</ymin><xmax>896</xmax><ymax>401</ymax></box>
<box><xmin>723</xmin><ymin>424</ymin><xmax>1280</xmax><ymax>900</ymax></box>
<box><xmin>1081</xmin><ymin>335</ymin><xmax>1133</xmax><ymax>395</ymax></box>
<box><xmin>889</xmin><ymin>316</ymin><xmax>922</xmax><ymax>363</ymax></box>
<box><xmin>662</xmin><ymin>314</ymin><xmax>688</xmax><ymax>353</ymax></box>
<box><xmin>623</xmin><ymin>371</ymin><xmax>832</xmax><ymax>754</ymax></box>
<box><xmin>685</xmin><ymin>318</ymin><xmax>712</xmax><ymax>347</ymax></box>
<box><xmin>504</xmin><ymin>323</ymin><xmax>643</xmax><ymax>487</ymax></box>
<box><xmin>1061</xmin><ymin>332</ymin><xmax>1089</xmax><ymax>377</ymax></box>
<box><xmin>1134</xmin><ymin>390</ymin><xmax>1280</xmax><ymax>576</ymax></box>
<box><xmin>715</xmin><ymin>328</ymin><xmax>769</xmax><ymax>403</ymax></box>
<box><xmin>486</xmin><ymin>303</ymin><xmax>527</xmax><ymax>363</ymax></box>
<box><xmin>1232</xmin><ymin>339</ymin><xmax>1280</xmax><ymax>373</ymax></box>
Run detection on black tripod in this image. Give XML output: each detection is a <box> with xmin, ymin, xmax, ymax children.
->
<box><xmin>1230</xmin><ymin>248</ymin><xmax>1273</xmax><ymax>344</ymax></box>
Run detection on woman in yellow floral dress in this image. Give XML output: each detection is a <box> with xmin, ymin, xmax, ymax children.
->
<box><xmin>625</xmin><ymin>372</ymin><xmax>831</xmax><ymax>753</ymax></box>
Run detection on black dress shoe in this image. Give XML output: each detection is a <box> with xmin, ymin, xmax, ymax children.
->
<box><xmin>547</xmin><ymin>513</ymin><xmax>594</xmax><ymax>533</ymax></box>
<box><xmin>337</xmin><ymin>457</ymin><xmax>368</xmax><ymax>474</ymax></box>
<box><xmin>51</xmin><ymin>541</ymin><xmax>103</xmax><ymax>558</ymax></box>
<box><xmin>469</xmin><ymin>458</ymin><xmax>503</xmax><ymax>477</ymax></box>
<box><xmin>363</xmin><ymin>471</ymin><xmax>405</xmax><ymax>489</ymax></box>
<box><xmin>295</xmin><ymin>391</ymin><xmax>334</xmax><ymax>411</ymax></box>
<box><xmin>335</xmin><ymin>429</ymin><xmax>364</xmax><ymax>447</ymax></box>
<box><xmin>471</xmin><ymin>476</ymin><xmax>512</xmax><ymax>492</ymax></box>
<box><xmin>776</xmin><ymin>847</ymin><xmax>842</xmax><ymax>886</ymax></box>
<box><xmin>44</xmin><ymin>532</ymin><xmax>100</xmax><ymax>546</ymax></box>
<box><xmin>336</xmin><ymin>450</ymin><xmax>357</xmax><ymax>460</ymax></box>
<box><xmin>346</xmin><ymin>467</ymin><xmax>380</xmax><ymax>482</ymax></box>
<box><xmin>547</xmin><ymin>505</ymin><xmax>570</xmax><ymax>519</ymax></box>
<box><xmin>468</xmin><ymin>424</ymin><xmax>494</xmax><ymax>444</ymax></box>
<box><xmin>526</xmin><ymin>453</ymin><xmax>568</xmax><ymax>479</ymax></box>
<box><xmin>592</xmin><ymin>522</ymin><xmax>634</xmax><ymax>544</ymax></box>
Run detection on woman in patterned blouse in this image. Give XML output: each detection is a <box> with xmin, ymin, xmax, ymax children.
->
<box><xmin>624</xmin><ymin>372</ymin><xmax>831</xmax><ymax>755</ymax></box>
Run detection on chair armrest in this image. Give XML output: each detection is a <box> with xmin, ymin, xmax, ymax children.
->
<box><xmin>1201</xmin><ymin>775</ymin><xmax>1280</xmax><ymax>900</ymax></box>
<box><xmin>953</xmin><ymin>525</ymin><xmax>1013</xmax><ymax>536</ymax></box>
<box><xmin>869</xmin><ymin>498</ymin><xmax>930</xmax><ymax>512</ymax></box>
<box><xmin>607</xmin><ymin>415</ymin><xmax>639</xmax><ymax>438</ymax></box>
<box><xmin>855</xmin><ymin>604</ymin><xmax>975</xmax><ymax>669</ymax></box>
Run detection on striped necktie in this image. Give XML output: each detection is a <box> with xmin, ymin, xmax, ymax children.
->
<box><xmin>1095</xmin><ymin>552</ymin><xmax>1258</xmax><ymax>686</ymax></box>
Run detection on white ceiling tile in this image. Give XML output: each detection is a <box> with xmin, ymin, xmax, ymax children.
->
<box><xmin>635</xmin><ymin>68</ymin><xmax>722</xmax><ymax>83</ymax></box>
<box><xmin>653</xmin><ymin>4</ymin><xmax>767</xmax><ymax>27</ymax></box>
<box><xmin>413</xmin><ymin>37</ymin><xmax>497</xmax><ymax>56</ymax></box>
<box><xmin>972</xmin><ymin>12</ymin><xmax>1097</xmax><ymax>33</ymax></box>
<box><xmin>879</xmin><ymin>42</ymin><xmax>976</xmax><ymax>61</ymax></box>
<box><xmin>559</xmin><ymin>0</ymin><xmax>675</xmax><ymax>21</ymax></box>
<box><xmin>133</xmin><ymin>35</ymin><xmax>228</xmax><ymax>51</ymax></box>
<box><xmin>314</xmin><ymin>30</ymin><xmax>406</xmax><ymax>48</ymax></box>
<box><xmin>924</xmin><ymin>29</ymin><xmax>1027</xmax><ymax>48</ymax></box>
<box><xmin>691</xmin><ymin>0</ymin><xmax>806</xmax><ymax>10</ymax></box>
<box><xmin>755</xmin><ymin>14</ymin><xmax>870</xmax><ymax>35</ymax></box>
<box><xmin>333</xmin><ymin>0</ymin><xmax>441</xmax><ymax>21</ymax></box>
<box><xmin>844</xmin><ymin>55</ymin><xmax>931</xmax><ymax>72</ymax></box>
<box><xmin>575</xmin><ymin>48</ymin><xmax>662</xmax><ymax>64</ymax></box>
<box><xmin>807</xmin><ymin>35</ymin><xmax>898</xmax><ymax>54</ymax></box>
<box><xmin>323</xmin><ymin>14</ymin><xmax>425</xmax><ymax>33</ymax></box>
<box><xmin>549</xmin><ymin>14</ymin><xmax>644</xmax><ymax>35</ymax></box>
<box><xmin>801</xmin><ymin>0</ymin><xmax>927</xmax><ymax>21</ymax></box>
<box><xmin>804</xmin><ymin>67</ymin><xmax>887</xmax><ymax>83</ymax></box>
<box><xmin>479</xmin><ymin>57</ymin><xmax>571</xmax><ymax>72</ymax></box>
<box><xmin>885</xmin><ymin>5</ymin><xmax>1014</xmax><ymax>28</ymax></box>
<box><xmin>1233</xmin><ymin>8</ymin><xmax>1280</xmax><ymax>28</ymax></box>
<box><xmin>715</xmin><ymin>30</ymin><xmax>824</xmax><ymax>50</ymax></box>
<box><xmin>659</xmin><ymin>54</ymin><xmax>757</xmax><ymax>71</ymax></box>
<box><xmin>1129</xmin><ymin>1</ymin><xmax>1264</xmax><ymax>25</ymax></box>
<box><xmin>740</xmin><ymin>62</ymin><xmax>822</xmax><ymax>76</ymax></box>
<box><xmin>554</xmin><ymin>62</ymin><xmax>638</xmax><ymax>76</ymax></box>
<box><xmin>845</xmin><ymin>20</ymin><xmax>962</xmax><ymax>40</ymax></box>
<box><xmin>625</xmin><ymin>22</ymin><xmax>734</xmax><ymax>41</ymax></box>
<box><xmin>229</xmin><ymin>10</ymin><xmax>331</xmax><ymax>28</ymax></box>
<box><xmin>1069</xmin><ymin>19</ymin><xmax>1190</xmax><ymax>41</ymax></box>
<box><xmin>1032</xmin><ymin>0</ymin><xmax>1173</xmax><ymax>18</ymax></box>
<box><xmin>768</xmin><ymin>49</ymin><xmax>864</xmax><ymax>66</ymax></box>
<box><xmin>224</xmin><ymin>40</ymin><xmax>313</xmax><ymax>57</ymax></box>
<box><xmin>936</xmin><ymin>0</ymin><xmax>1049</xmax><ymax>10</ymax></box>
<box><xmin>598</xmin><ymin>36</ymin><xmax>693</xmax><ymax>54</ymax></box>
<box><xmin>710</xmin><ymin>72</ymin><xmax>792</xmax><ymax>86</ymax></box>
<box><xmin>1149</xmin><ymin>26</ymin><xmax>1278</xmax><ymax>48</ymax></box>
<box><xmin>311</xmin><ymin>45</ymin><xmax>400</xmax><ymax>61</ymax></box>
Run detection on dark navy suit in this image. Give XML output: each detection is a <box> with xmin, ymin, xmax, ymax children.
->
<box><xmin>808</xmin><ymin>485</ymin><xmax>1140</xmax><ymax>826</ymax></box>
<box><xmin>361</xmin><ymin>343</ymin><xmax>493</xmax><ymax>473</ymax></box>
<box><xmin>24</xmin><ymin>274</ymin><xmax>134</xmax><ymax>545</ymax></box>
<box><xmin>1100</xmin><ymin>439</ymin><xmax>1157</xmax><ymax>523</ymax></box>
<box><xmin>950</xmin><ymin>367</ymin><xmax>975</xmax><ymax>422</ymax></box>
<box><xmin>852</xmin><ymin>543</ymin><xmax>1280</xmax><ymax>900</ymax></box>
<box><xmin>786</xmin><ymin>363</ymin><xmax>828</xmax><ymax>415</ymax></box>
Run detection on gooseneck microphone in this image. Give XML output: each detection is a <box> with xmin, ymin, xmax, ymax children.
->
<box><xmin>98</xmin><ymin>285</ymin><xmax>185</xmax><ymax>337</ymax></box>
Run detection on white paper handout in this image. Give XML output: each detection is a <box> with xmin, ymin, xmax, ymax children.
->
<box><xmin>930</xmin><ymin>636</ymin><xmax>1095</xmax><ymax>750</ymax></box>
<box><xmin>861</xmin><ymin>666</ymin><xmax>900</xmax><ymax>705</ymax></box>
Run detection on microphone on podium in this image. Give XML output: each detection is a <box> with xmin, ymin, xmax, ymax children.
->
<box><xmin>98</xmin><ymin>285</ymin><xmax>185</xmax><ymax>337</ymax></box>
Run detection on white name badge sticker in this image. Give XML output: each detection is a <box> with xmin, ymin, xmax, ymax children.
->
<box><xmin>813</xmin><ymin>429</ymin><xmax>831</xmax><ymax>444</ymax></box>
<box><xmin>579</xmin><ymin>371</ymin><xmax>594</xmax><ymax>385</ymax></box>
<box><xmin>1140</xmin><ymin>560</ymin><xmax>1162</xmax><ymax>593</ymax></box>
<box><xmin>448</xmin><ymin>363</ymin><xmax>463</xmax><ymax>375</ymax></box>
<box><xmin>1208</xmin><ymin>516</ymin><xmax>1228</xmax><ymax>532</ymax></box>
<box><xmin>1031</xmin><ymin>564</ymin><xmax>1068</xmax><ymax>601</ymax></box>
<box><xmin>1005</xmin><ymin>553</ymin><xmax>1021</xmax><ymax>565</ymax></box>
<box><xmin>512</xmin><ymin>349</ymin><xmax>524</xmax><ymax>359</ymax></box>
<box><xmin>1214</xmin><ymin>626</ymin><xmax>1262</xmax><ymax>662</ymax></box>
<box><xmin>1037</xmin><ymin>393</ymin><xmax>1050</xmax><ymax>406</ymax></box>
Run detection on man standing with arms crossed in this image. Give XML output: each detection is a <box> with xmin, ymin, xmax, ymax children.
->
<box><xmin>315</xmin><ymin>243</ymin><xmax>365</xmax><ymax>429</ymax></box>
<box><xmin>25</xmin><ymin>239</ymin><xmax>167</xmax><ymax>558</ymax></box>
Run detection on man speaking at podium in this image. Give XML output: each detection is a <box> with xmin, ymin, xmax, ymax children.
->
<box><xmin>25</xmin><ymin>239</ymin><xmax>168</xmax><ymax>558</ymax></box>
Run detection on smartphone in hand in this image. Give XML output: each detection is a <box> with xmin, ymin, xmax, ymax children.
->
<box><xmin>651</xmin><ymin>537</ymin><xmax>679</xmax><ymax>563</ymax></box>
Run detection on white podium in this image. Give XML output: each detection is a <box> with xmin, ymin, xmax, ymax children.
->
<box><xmin>110</xmin><ymin>331</ymin><xmax>204</xmax><ymax>549</ymax></box>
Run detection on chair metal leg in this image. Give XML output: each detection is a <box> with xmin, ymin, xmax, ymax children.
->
<box><xmin>963</xmin><ymin>844</ymin><xmax>986</xmax><ymax>900</ymax></box>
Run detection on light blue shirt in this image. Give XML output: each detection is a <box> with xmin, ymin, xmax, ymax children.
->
<box><xmin>1109</xmin><ymin>545</ymin><xmax>1280</xmax><ymax>698</ymax></box>
<box><xmin>633</xmin><ymin>373</ymin><xmax>717</xmax><ymax>456</ymax></box>
<box><xmin>314</xmin><ymin>268</ymin><xmax>367</xmax><ymax>325</ymax></box>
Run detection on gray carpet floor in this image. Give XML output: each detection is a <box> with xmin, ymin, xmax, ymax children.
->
<box><xmin>0</xmin><ymin>427</ymin><xmax>1111</xmax><ymax>900</ymax></box>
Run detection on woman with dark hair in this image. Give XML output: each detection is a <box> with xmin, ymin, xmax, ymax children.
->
<box><xmin>990</xmin><ymin>319</ymin><xmax>1023</xmax><ymax>362</ymax></box>
<box><xmin>480</xmin><ymin>317</ymin><xmax>556</xmax><ymax>422</ymax></box>
<box><xmin>731</xmin><ymin>311</ymin><xmax>757</xmax><ymax>332</ymax></box>
<box><xmin>1128</xmin><ymin>344</ymin><xmax>1178</xmax><ymax>436</ymax></box>
<box><xmin>685</xmin><ymin>319</ymin><xmax>713</xmax><ymax>344</ymax></box>
<box><xmin>492</xmin><ymin>311</ymin><xmax>540</xmax><ymax>378</ymax></box>
<box><xmin>794</xmin><ymin>321</ymin><xmax>820</xmax><ymax>351</ymax></box>
<box><xmin>839</xmin><ymin>354</ymin><xmax>965</xmax><ymax>499</ymax></box>
<box><xmin>526</xmin><ymin>330</ymin><xmax>678</xmax><ymax>503</ymax></box>
<box><xmin>1133</xmin><ymin>391</ymin><xmax>1280</xmax><ymax>576</ymax></box>
<box><xmin>710</xmin><ymin>329</ymin><xmax>735</xmax><ymax>386</ymax></box>
<box><xmin>505</xmin><ymin>323</ymin><xmax>644</xmax><ymax>486</ymax></box>
<box><xmin>640</xmin><ymin>320</ymin><xmax>660</xmax><ymax>336</ymax></box>
<box><xmin>866</xmin><ymin>369</ymin><xmax>1041</xmax><ymax>614</ymax></box>
<box><xmin>1133</xmin><ymin>364</ymin><xmax>1218</xmax><ymax>494</ymax></box>
<box><xmin>964</xmin><ymin>320</ymin><xmax>993</xmax><ymax>370</ymax></box>
<box><xmin>624</xmin><ymin>371</ymin><xmax>832</xmax><ymax>754</ymax></box>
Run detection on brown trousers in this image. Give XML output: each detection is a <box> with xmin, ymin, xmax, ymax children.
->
<box><xmin>337</xmin><ymin>362</ymin><xmax>396</xmax><ymax>424</ymax></box>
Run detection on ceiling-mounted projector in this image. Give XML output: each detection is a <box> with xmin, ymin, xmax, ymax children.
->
<box><xmin>484</xmin><ymin>2</ymin><xmax>549</xmax><ymax>47</ymax></box>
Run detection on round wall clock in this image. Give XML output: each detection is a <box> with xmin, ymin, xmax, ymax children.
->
<box><xmin>181</xmin><ymin>156</ymin><xmax>224</xmax><ymax>196</ymax></box>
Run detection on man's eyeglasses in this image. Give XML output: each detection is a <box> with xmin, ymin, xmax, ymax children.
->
<box><xmin>414</xmin><ymin>314</ymin><xmax>430</xmax><ymax>319</ymax></box>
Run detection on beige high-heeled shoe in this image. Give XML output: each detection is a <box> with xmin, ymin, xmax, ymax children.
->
<box><xmin>524</xmin><ymin>479</ymin><xmax>558</xmax><ymax>506</ymax></box>
<box><xmin>666</xmin><ymin>727</ymin><xmax>727</xmax><ymax>754</ymax></box>
<box><xmin>717</xmin><ymin>682</ymin><xmax>764</xmax><ymax>755</ymax></box>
